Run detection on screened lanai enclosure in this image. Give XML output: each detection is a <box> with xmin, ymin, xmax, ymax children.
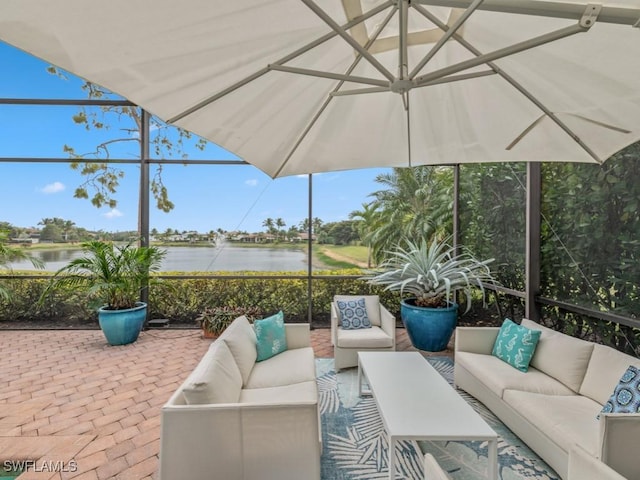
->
<box><xmin>1</xmin><ymin>83</ymin><xmax>639</xmax><ymax>355</ymax></box>
<box><xmin>1</xmin><ymin>0</ymin><xmax>640</xmax><ymax>355</ymax></box>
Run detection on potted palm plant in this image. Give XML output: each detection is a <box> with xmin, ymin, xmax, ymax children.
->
<box><xmin>364</xmin><ymin>237</ymin><xmax>496</xmax><ymax>351</ymax></box>
<box><xmin>41</xmin><ymin>240</ymin><xmax>166</xmax><ymax>346</ymax></box>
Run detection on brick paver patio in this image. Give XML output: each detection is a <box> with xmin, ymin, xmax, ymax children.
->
<box><xmin>0</xmin><ymin>327</ymin><xmax>451</xmax><ymax>479</ymax></box>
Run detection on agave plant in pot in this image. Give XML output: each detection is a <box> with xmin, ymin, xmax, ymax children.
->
<box><xmin>41</xmin><ymin>240</ymin><xmax>166</xmax><ymax>346</ymax></box>
<box><xmin>364</xmin><ymin>237</ymin><xmax>496</xmax><ymax>352</ymax></box>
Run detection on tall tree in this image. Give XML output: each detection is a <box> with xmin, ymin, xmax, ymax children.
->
<box><xmin>262</xmin><ymin>218</ymin><xmax>275</xmax><ymax>235</ymax></box>
<box><xmin>50</xmin><ymin>68</ymin><xmax>206</xmax><ymax>212</ymax></box>
<box><xmin>368</xmin><ymin>166</ymin><xmax>453</xmax><ymax>262</ymax></box>
<box><xmin>275</xmin><ymin>218</ymin><xmax>286</xmax><ymax>242</ymax></box>
<box><xmin>349</xmin><ymin>202</ymin><xmax>380</xmax><ymax>267</ymax></box>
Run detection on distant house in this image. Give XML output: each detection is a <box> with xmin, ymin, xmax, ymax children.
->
<box><xmin>230</xmin><ymin>233</ymin><xmax>277</xmax><ymax>243</ymax></box>
<box><xmin>295</xmin><ymin>232</ymin><xmax>317</xmax><ymax>242</ymax></box>
<box><xmin>9</xmin><ymin>233</ymin><xmax>40</xmax><ymax>244</ymax></box>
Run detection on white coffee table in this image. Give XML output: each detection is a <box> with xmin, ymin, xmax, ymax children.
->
<box><xmin>358</xmin><ymin>351</ymin><xmax>498</xmax><ymax>480</ymax></box>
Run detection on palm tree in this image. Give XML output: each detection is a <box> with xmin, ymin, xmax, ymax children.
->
<box><xmin>368</xmin><ymin>166</ymin><xmax>453</xmax><ymax>263</ymax></box>
<box><xmin>262</xmin><ymin>218</ymin><xmax>276</xmax><ymax>240</ymax></box>
<box><xmin>275</xmin><ymin>218</ymin><xmax>286</xmax><ymax>242</ymax></box>
<box><xmin>349</xmin><ymin>202</ymin><xmax>380</xmax><ymax>268</ymax></box>
<box><xmin>62</xmin><ymin>220</ymin><xmax>76</xmax><ymax>242</ymax></box>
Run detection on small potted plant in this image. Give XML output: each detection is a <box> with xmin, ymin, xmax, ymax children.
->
<box><xmin>196</xmin><ymin>305</ymin><xmax>262</xmax><ymax>338</ymax></box>
<box><xmin>40</xmin><ymin>240</ymin><xmax>166</xmax><ymax>345</ymax></box>
<box><xmin>363</xmin><ymin>237</ymin><xmax>496</xmax><ymax>351</ymax></box>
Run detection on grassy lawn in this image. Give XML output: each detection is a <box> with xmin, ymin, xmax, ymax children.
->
<box><xmin>316</xmin><ymin>245</ymin><xmax>371</xmax><ymax>268</ymax></box>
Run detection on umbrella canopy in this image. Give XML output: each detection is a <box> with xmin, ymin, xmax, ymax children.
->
<box><xmin>1</xmin><ymin>0</ymin><xmax>639</xmax><ymax>178</ymax></box>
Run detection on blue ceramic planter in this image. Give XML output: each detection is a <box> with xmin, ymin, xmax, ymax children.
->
<box><xmin>98</xmin><ymin>302</ymin><xmax>147</xmax><ymax>346</ymax></box>
<box><xmin>400</xmin><ymin>299</ymin><xmax>458</xmax><ymax>352</ymax></box>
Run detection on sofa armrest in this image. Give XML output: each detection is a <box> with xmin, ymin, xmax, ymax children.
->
<box><xmin>454</xmin><ymin>327</ymin><xmax>500</xmax><ymax>355</ymax></box>
<box><xmin>379</xmin><ymin>303</ymin><xmax>397</xmax><ymax>346</ymax></box>
<box><xmin>569</xmin><ymin>444</ymin><xmax>627</xmax><ymax>480</ymax></box>
<box><xmin>597</xmin><ymin>413</ymin><xmax>640</xmax><ymax>479</ymax></box>
<box><xmin>160</xmin><ymin>402</ymin><xmax>320</xmax><ymax>480</ymax></box>
<box><xmin>285</xmin><ymin>323</ymin><xmax>311</xmax><ymax>349</ymax></box>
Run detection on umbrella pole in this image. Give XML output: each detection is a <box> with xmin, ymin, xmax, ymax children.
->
<box><xmin>307</xmin><ymin>174</ymin><xmax>313</xmax><ymax>325</ymax></box>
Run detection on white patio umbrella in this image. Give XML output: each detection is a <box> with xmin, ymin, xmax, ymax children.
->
<box><xmin>0</xmin><ymin>0</ymin><xmax>639</xmax><ymax>178</ymax></box>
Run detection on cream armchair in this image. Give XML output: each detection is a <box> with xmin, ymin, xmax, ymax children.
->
<box><xmin>330</xmin><ymin>295</ymin><xmax>396</xmax><ymax>371</ymax></box>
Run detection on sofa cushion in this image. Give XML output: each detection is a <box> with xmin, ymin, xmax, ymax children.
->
<box><xmin>239</xmin><ymin>380</ymin><xmax>317</xmax><ymax>404</ymax></box>
<box><xmin>334</xmin><ymin>295</ymin><xmax>381</xmax><ymax>327</ymax></box>
<box><xmin>503</xmin><ymin>389</ymin><xmax>601</xmax><ymax>455</ymax></box>
<box><xmin>522</xmin><ymin>319</ymin><xmax>595</xmax><ymax>392</ymax></box>
<box><xmin>245</xmin><ymin>347</ymin><xmax>316</xmax><ymax>389</ymax></box>
<box><xmin>580</xmin><ymin>344</ymin><xmax>640</xmax><ymax>405</ymax></box>
<box><xmin>336</xmin><ymin>297</ymin><xmax>372</xmax><ymax>330</ymax></box>
<box><xmin>255</xmin><ymin>311</ymin><xmax>287</xmax><ymax>362</ymax></box>
<box><xmin>336</xmin><ymin>325</ymin><xmax>394</xmax><ymax>348</ymax></box>
<box><xmin>600</xmin><ymin>365</ymin><xmax>640</xmax><ymax>416</ymax></box>
<box><xmin>456</xmin><ymin>352</ymin><xmax>575</xmax><ymax>397</ymax></box>
<box><xmin>182</xmin><ymin>340</ymin><xmax>242</xmax><ymax>405</ymax></box>
<box><xmin>219</xmin><ymin>315</ymin><xmax>257</xmax><ymax>385</ymax></box>
<box><xmin>491</xmin><ymin>319</ymin><xmax>541</xmax><ymax>372</ymax></box>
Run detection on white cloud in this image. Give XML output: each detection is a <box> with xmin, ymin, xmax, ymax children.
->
<box><xmin>103</xmin><ymin>209</ymin><xmax>124</xmax><ymax>219</ymax></box>
<box><xmin>296</xmin><ymin>173</ymin><xmax>326</xmax><ymax>179</ymax></box>
<box><xmin>245</xmin><ymin>179</ymin><xmax>259</xmax><ymax>187</ymax></box>
<box><xmin>40</xmin><ymin>181</ymin><xmax>65</xmax><ymax>194</ymax></box>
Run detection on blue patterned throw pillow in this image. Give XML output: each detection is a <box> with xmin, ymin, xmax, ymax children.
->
<box><xmin>336</xmin><ymin>298</ymin><xmax>371</xmax><ymax>330</ymax></box>
<box><xmin>492</xmin><ymin>318</ymin><xmax>541</xmax><ymax>372</ymax></box>
<box><xmin>254</xmin><ymin>311</ymin><xmax>287</xmax><ymax>362</ymax></box>
<box><xmin>600</xmin><ymin>365</ymin><xmax>640</xmax><ymax>417</ymax></box>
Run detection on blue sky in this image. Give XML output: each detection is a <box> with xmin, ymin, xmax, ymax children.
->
<box><xmin>0</xmin><ymin>42</ymin><xmax>389</xmax><ymax>233</ymax></box>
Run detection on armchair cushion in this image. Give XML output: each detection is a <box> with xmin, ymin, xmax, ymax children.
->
<box><xmin>336</xmin><ymin>297</ymin><xmax>372</xmax><ymax>330</ymax></box>
<box><xmin>336</xmin><ymin>326</ymin><xmax>393</xmax><ymax>348</ymax></box>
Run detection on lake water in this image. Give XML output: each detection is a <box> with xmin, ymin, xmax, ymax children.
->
<box><xmin>7</xmin><ymin>245</ymin><xmax>315</xmax><ymax>272</ymax></box>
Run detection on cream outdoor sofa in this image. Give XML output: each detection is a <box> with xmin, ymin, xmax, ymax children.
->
<box><xmin>454</xmin><ymin>318</ymin><xmax>640</xmax><ymax>480</ymax></box>
<box><xmin>159</xmin><ymin>316</ymin><xmax>321</xmax><ymax>480</ymax></box>
<box><xmin>330</xmin><ymin>294</ymin><xmax>396</xmax><ymax>371</ymax></box>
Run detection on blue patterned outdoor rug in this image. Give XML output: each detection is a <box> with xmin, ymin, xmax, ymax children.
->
<box><xmin>317</xmin><ymin>357</ymin><xmax>560</xmax><ymax>480</ymax></box>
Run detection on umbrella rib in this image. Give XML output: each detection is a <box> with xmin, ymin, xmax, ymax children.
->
<box><xmin>415</xmin><ymin>0</ymin><xmax>640</xmax><ymax>26</ymax></box>
<box><xmin>330</xmin><ymin>86</ymin><xmax>390</xmax><ymax>97</ymax></box>
<box><xmin>334</xmin><ymin>70</ymin><xmax>496</xmax><ymax>96</ymax></box>
<box><xmin>273</xmin><ymin>4</ymin><xmax>398</xmax><ymax>178</ymax></box>
<box><xmin>413</xmin><ymin>22</ymin><xmax>589</xmax><ymax>86</ymax></box>
<box><xmin>167</xmin><ymin>1</ymin><xmax>393</xmax><ymax>124</ymax></box>
<box><xmin>300</xmin><ymin>0</ymin><xmax>395</xmax><ymax>82</ymax></box>
<box><xmin>412</xmin><ymin>3</ymin><xmax>604</xmax><ymax>162</ymax></box>
<box><xmin>508</xmin><ymin>114</ymin><xmax>632</xmax><ymax>150</ymax></box>
<box><xmin>268</xmin><ymin>65</ymin><xmax>388</xmax><ymax>88</ymax></box>
<box><xmin>409</xmin><ymin>0</ymin><xmax>486</xmax><ymax>79</ymax></box>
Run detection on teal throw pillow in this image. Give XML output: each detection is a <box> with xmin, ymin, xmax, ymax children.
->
<box><xmin>336</xmin><ymin>298</ymin><xmax>371</xmax><ymax>330</ymax></box>
<box><xmin>491</xmin><ymin>318</ymin><xmax>541</xmax><ymax>372</ymax></box>
<box><xmin>254</xmin><ymin>311</ymin><xmax>287</xmax><ymax>362</ymax></box>
<box><xmin>600</xmin><ymin>365</ymin><xmax>640</xmax><ymax>418</ymax></box>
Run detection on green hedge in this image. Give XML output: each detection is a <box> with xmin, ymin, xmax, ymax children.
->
<box><xmin>0</xmin><ymin>270</ymin><xmax>402</xmax><ymax>326</ymax></box>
